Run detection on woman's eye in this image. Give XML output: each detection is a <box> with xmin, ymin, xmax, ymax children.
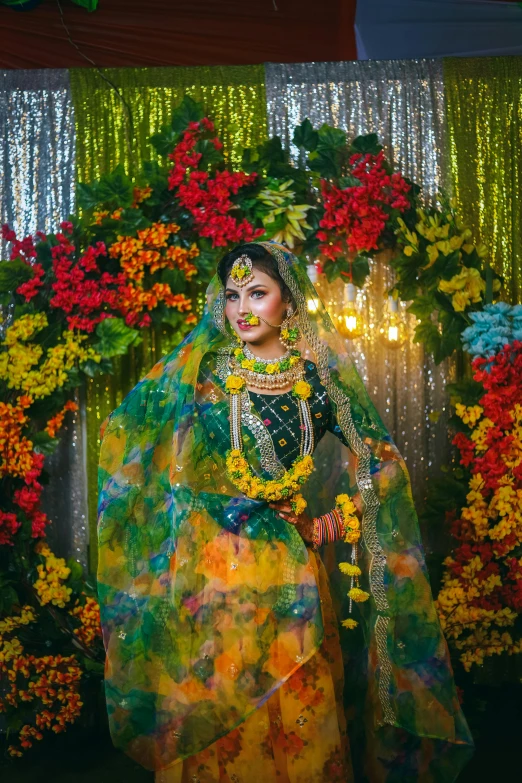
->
<box><xmin>251</xmin><ymin>291</ymin><xmax>264</xmax><ymax>299</ymax></box>
<box><xmin>226</xmin><ymin>293</ymin><xmax>239</xmax><ymax>301</ymax></box>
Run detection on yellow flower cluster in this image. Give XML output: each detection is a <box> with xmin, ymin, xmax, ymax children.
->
<box><xmin>455</xmin><ymin>404</ymin><xmax>483</xmax><ymax>427</ymax></box>
<box><xmin>0</xmin><ymin>319</ymin><xmax>100</xmax><ymax>399</ymax></box>
<box><xmin>226</xmin><ymin>449</ymin><xmax>314</xmax><ymax>503</ymax></box>
<box><xmin>0</xmin><ymin>606</ymin><xmax>36</xmax><ymax>638</ymax></box>
<box><xmin>292</xmin><ymin>380</ymin><xmax>312</xmax><ymax>400</ymax></box>
<box><xmin>336</xmin><ymin>493</ymin><xmax>361</xmax><ymax>544</ymax></box>
<box><xmin>338</xmin><ymin>562</ymin><xmax>362</xmax><ymax>577</ymax></box>
<box><xmin>348</xmin><ymin>587</ymin><xmax>370</xmax><ymax>603</ymax></box>
<box><xmin>225</xmin><ymin>374</ymin><xmax>245</xmax><ymax>394</ymax></box>
<box><xmin>33</xmin><ymin>543</ymin><xmax>72</xmax><ymax>608</ymax></box>
<box><xmin>69</xmin><ymin>596</ymin><xmax>101</xmax><ymax>647</ymax></box>
<box><xmin>438</xmin><ymin>266</ymin><xmax>486</xmax><ymax>312</ymax></box>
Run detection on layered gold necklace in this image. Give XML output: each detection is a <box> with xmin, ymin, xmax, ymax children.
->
<box><xmin>230</xmin><ymin>344</ymin><xmax>304</xmax><ymax>391</ymax></box>
<box><xmin>225</xmin><ymin>343</ymin><xmax>315</xmax><ymax>514</ymax></box>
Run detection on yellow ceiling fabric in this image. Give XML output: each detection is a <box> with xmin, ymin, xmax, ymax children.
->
<box><xmin>69</xmin><ymin>65</ymin><xmax>267</xmax><ymax>570</ymax></box>
<box><xmin>444</xmin><ymin>56</ymin><xmax>522</xmax><ymax>304</ymax></box>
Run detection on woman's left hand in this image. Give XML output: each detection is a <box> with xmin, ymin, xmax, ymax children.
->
<box><xmin>269</xmin><ymin>500</ymin><xmax>314</xmax><ymax>544</ymax></box>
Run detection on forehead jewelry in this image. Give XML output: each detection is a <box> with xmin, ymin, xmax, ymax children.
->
<box><xmin>230</xmin><ymin>254</ymin><xmax>255</xmax><ymax>287</ymax></box>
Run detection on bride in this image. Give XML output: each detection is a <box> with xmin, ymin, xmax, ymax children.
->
<box><xmin>97</xmin><ymin>241</ymin><xmax>473</xmax><ymax>782</ymax></box>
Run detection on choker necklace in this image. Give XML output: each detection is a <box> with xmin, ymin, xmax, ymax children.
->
<box><xmin>231</xmin><ymin>345</ymin><xmax>303</xmax><ymax>390</ymax></box>
<box><xmin>242</xmin><ymin>344</ymin><xmax>291</xmax><ymax>364</ymax></box>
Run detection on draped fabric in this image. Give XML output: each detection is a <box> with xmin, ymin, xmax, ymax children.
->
<box><xmin>0</xmin><ymin>68</ymin><xmax>90</xmax><ymax>569</ymax></box>
<box><xmin>265</xmin><ymin>60</ymin><xmax>452</xmax><ymax>505</ymax></box>
<box><xmin>0</xmin><ymin>0</ymin><xmax>356</xmax><ymax>70</ymax></box>
<box><xmin>444</xmin><ymin>56</ymin><xmax>522</xmax><ymax>304</ymax></box>
<box><xmin>69</xmin><ymin>65</ymin><xmax>269</xmax><ymax>570</ymax></box>
<box><xmin>97</xmin><ymin>241</ymin><xmax>473</xmax><ymax>779</ymax></box>
<box><xmin>355</xmin><ymin>0</ymin><xmax>522</xmax><ymax>60</ymax></box>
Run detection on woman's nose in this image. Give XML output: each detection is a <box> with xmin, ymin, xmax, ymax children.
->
<box><xmin>238</xmin><ymin>296</ymin><xmax>249</xmax><ymax>315</ymax></box>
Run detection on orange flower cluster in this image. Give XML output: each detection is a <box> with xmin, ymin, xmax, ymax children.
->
<box><xmin>0</xmin><ymin>605</ymin><xmax>83</xmax><ymax>756</ymax></box>
<box><xmin>45</xmin><ymin>400</ymin><xmax>79</xmax><ymax>439</ymax></box>
<box><xmin>69</xmin><ymin>595</ymin><xmax>102</xmax><ymax>647</ymax></box>
<box><xmin>108</xmin><ymin>222</ymin><xmax>197</xmax><ymax>327</ymax></box>
<box><xmin>0</xmin><ymin>395</ymin><xmax>34</xmax><ymax>480</ymax></box>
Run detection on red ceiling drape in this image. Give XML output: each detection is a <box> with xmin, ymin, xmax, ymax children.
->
<box><xmin>0</xmin><ymin>0</ymin><xmax>356</xmax><ymax>69</ymax></box>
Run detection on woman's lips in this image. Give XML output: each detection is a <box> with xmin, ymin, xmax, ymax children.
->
<box><xmin>237</xmin><ymin>319</ymin><xmax>253</xmax><ymax>331</ymax></box>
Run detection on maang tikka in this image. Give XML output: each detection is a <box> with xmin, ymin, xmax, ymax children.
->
<box><xmin>230</xmin><ymin>254</ymin><xmax>255</xmax><ymax>287</ymax></box>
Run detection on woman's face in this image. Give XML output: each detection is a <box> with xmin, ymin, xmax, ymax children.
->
<box><xmin>225</xmin><ymin>268</ymin><xmax>289</xmax><ymax>348</ymax></box>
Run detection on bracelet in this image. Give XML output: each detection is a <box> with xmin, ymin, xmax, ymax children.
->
<box><xmin>312</xmin><ymin>508</ymin><xmax>345</xmax><ymax>549</ymax></box>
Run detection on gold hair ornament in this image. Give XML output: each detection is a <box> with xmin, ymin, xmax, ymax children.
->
<box><xmin>230</xmin><ymin>254</ymin><xmax>255</xmax><ymax>287</ymax></box>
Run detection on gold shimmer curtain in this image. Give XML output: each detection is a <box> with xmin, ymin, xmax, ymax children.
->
<box><xmin>444</xmin><ymin>56</ymin><xmax>522</xmax><ymax>303</ymax></box>
<box><xmin>69</xmin><ymin>65</ymin><xmax>268</xmax><ymax>570</ymax></box>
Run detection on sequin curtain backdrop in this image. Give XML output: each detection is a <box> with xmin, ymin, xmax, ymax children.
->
<box><xmin>444</xmin><ymin>56</ymin><xmax>522</xmax><ymax>304</ymax></box>
<box><xmin>69</xmin><ymin>65</ymin><xmax>268</xmax><ymax>571</ymax></box>
<box><xmin>265</xmin><ymin>60</ymin><xmax>452</xmax><ymax>503</ymax></box>
<box><xmin>0</xmin><ymin>69</ymin><xmax>90</xmax><ymax>568</ymax></box>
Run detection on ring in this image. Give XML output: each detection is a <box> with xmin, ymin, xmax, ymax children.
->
<box><xmin>279</xmin><ymin>512</ymin><xmax>285</xmax><ymax>519</ymax></box>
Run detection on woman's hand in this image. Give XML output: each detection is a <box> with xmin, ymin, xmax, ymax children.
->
<box><xmin>269</xmin><ymin>500</ymin><xmax>315</xmax><ymax>544</ymax></box>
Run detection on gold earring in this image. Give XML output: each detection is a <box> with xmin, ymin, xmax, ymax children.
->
<box><xmin>280</xmin><ymin>307</ymin><xmax>300</xmax><ymax>349</ymax></box>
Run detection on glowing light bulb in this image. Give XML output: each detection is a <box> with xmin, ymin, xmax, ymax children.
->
<box><xmin>337</xmin><ymin>283</ymin><xmax>364</xmax><ymax>340</ymax></box>
<box><xmin>379</xmin><ymin>296</ymin><xmax>406</xmax><ymax>349</ymax></box>
<box><xmin>307</xmin><ymin>298</ymin><xmax>319</xmax><ymax>313</ymax></box>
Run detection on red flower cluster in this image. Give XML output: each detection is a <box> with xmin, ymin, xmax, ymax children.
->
<box><xmin>317</xmin><ymin>151</ymin><xmax>411</xmax><ymax>261</ymax></box>
<box><xmin>1</xmin><ymin>224</ymin><xmax>45</xmax><ymax>302</ymax></box>
<box><xmin>167</xmin><ymin>119</ymin><xmax>263</xmax><ymax>247</ymax></box>
<box><xmin>0</xmin><ymin>511</ymin><xmax>20</xmax><ymax>546</ymax></box>
<box><xmin>49</xmin><ymin>224</ymin><xmax>124</xmax><ymax>333</ymax></box>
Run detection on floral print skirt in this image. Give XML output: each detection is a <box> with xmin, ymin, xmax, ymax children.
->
<box><xmin>155</xmin><ymin>551</ymin><xmax>353</xmax><ymax>783</ymax></box>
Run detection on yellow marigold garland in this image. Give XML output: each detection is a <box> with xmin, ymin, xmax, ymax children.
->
<box><xmin>337</xmin><ymin>493</ymin><xmax>369</xmax><ymax>627</ymax></box>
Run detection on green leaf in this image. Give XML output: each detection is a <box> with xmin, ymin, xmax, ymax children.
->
<box><xmin>307</xmin><ymin>149</ymin><xmax>341</xmax><ymax>179</ymax></box>
<box><xmin>150</xmin><ymin>123</ymin><xmax>181</xmax><ymax>157</ymax></box>
<box><xmin>351</xmin><ymin>133</ymin><xmax>382</xmax><ymax>155</ymax></box>
<box><xmin>317</xmin><ymin>124</ymin><xmax>347</xmax><ymax>149</ymax></box>
<box><xmin>67</xmin><ymin>558</ymin><xmax>84</xmax><ymax>581</ymax></box>
<box><xmin>77</xmin><ymin>181</ymin><xmax>100</xmax><ymax>211</ymax></box>
<box><xmin>350</xmin><ymin>256</ymin><xmax>370</xmax><ymax>288</ymax></box>
<box><xmin>83</xmin><ymin>658</ymin><xmax>105</xmax><ymax>674</ymax></box>
<box><xmin>196</xmin><ymin>138</ymin><xmax>224</xmax><ymax>168</ymax></box>
<box><xmin>32</xmin><ymin>431</ymin><xmax>61</xmax><ymax>455</ymax></box>
<box><xmin>0</xmin><ymin>257</ymin><xmax>34</xmax><ymax>294</ymax></box>
<box><xmin>413</xmin><ymin>320</ymin><xmax>441</xmax><ymax>354</ymax></box>
<box><xmin>446</xmin><ymin>379</ymin><xmax>484</xmax><ymax>406</ymax></box>
<box><xmin>92</xmin><ymin>317</ymin><xmax>142</xmax><ymax>358</ymax></box>
<box><xmin>407</xmin><ymin>293</ymin><xmax>436</xmax><ymax>320</ymax></box>
<box><xmin>292</xmin><ymin>118</ymin><xmax>319</xmax><ymax>152</ymax></box>
<box><xmin>337</xmin><ymin>175</ymin><xmax>361</xmax><ymax>190</ymax></box>
<box><xmin>170</xmin><ymin>96</ymin><xmax>204</xmax><ymax>134</ymax></box>
<box><xmin>71</xmin><ymin>0</ymin><xmax>98</xmax><ymax>9</ymax></box>
<box><xmin>96</xmin><ymin>165</ymin><xmax>134</xmax><ymax>207</ymax></box>
<box><xmin>119</xmin><ymin>209</ymin><xmax>150</xmax><ymax>234</ymax></box>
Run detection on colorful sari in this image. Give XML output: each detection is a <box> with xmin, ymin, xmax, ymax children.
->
<box><xmin>97</xmin><ymin>242</ymin><xmax>473</xmax><ymax>781</ymax></box>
